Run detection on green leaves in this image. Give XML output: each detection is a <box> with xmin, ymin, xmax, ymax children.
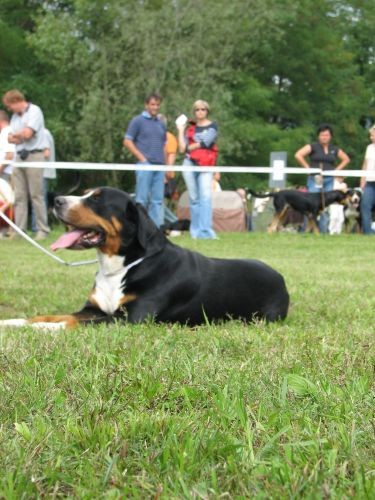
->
<box><xmin>14</xmin><ymin>422</ymin><xmax>32</xmax><ymax>442</ymax></box>
<box><xmin>1</xmin><ymin>0</ymin><xmax>372</xmax><ymax>192</ymax></box>
<box><xmin>285</xmin><ymin>374</ymin><xmax>318</xmax><ymax>398</ymax></box>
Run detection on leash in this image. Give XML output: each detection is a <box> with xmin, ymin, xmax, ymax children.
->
<box><xmin>0</xmin><ymin>210</ymin><xmax>98</xmax><ymax>267</ymax></box>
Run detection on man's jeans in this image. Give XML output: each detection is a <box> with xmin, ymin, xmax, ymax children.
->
<box><xmin>135</xmin><ymin>163</ymin><xmax>164</xmax><ymax>227</ymax></box>
<box><xmin>307</xmin><ymin>175</ymin><xmax>334</xmax><ymax>233</ymax></box>
<box><xmin>361</xmin><ymin>182</ymin><xmax>375</xmax><ymax>234</ymax></box>
<box><xmin>182</xmin><ymin>159</ymin><xmax>216</xmax><ymax>239</ymax></box>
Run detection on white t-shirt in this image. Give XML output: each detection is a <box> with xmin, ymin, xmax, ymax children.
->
<box><xmin>10</xmin><ymin>103</ymin><xmax>47</xmax><ymax>152</ymax></box>
<box><xmin>365</xmin><ymin>143</ymin><xmax>375</xmax><ymax>182</ymax></box>
<box><xmin>0</xmin><ymin>125</ymin><xmax>16</xmax><ymax>175</ymax></box>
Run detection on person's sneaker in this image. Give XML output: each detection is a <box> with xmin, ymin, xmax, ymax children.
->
<box><xmin>169</xmin><ymin>230</ymin><xmax>182</xmax><ymax>237</ymax></box>
<box><xmin>34</xmin><ymin>231</ymin><xmax>48</xmax><ymax>241</ymax></box>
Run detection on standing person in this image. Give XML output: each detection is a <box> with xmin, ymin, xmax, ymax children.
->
<box><xmin>31</xmin><ymin>128</ymin><xmax>56</xmax><ymax>233</ymax></box>
<box><xmin>177</xmin><ymin>100</ymin><xmax>218</xmax><ymax>239</ymax></box>
<box><xmin>2</xmin><ymin>89</ymin><xmax>49</xmax><ymax>240</ymax></box>
<box><xmin>123</xmin><ymin>93</ymin><xmax>167</xmax><ymax>227</ymax></box>
<box><xmin>0</xmin><ymin>110</ymin><xmax>15</xmax><ymax>182</ymax></box>
<box><xmin>294</xmin><ymin>124</ymin><xmax>350</xmax><ymax>233</ymax></box>
<box><xmin>360</xmin><ymin>124</ymin><xmax>375</xmax><ymax>235</ymax></box>
<box><xmin>157</xmin><ymin>113</ymin><xmax>179</xmax><ymax>222</ymax></box>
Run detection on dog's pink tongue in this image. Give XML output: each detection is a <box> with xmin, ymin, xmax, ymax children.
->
<box><xmin>50</xmin><ymin>229</ymin><xmax>85</xmax><ymax>251</ymax></box>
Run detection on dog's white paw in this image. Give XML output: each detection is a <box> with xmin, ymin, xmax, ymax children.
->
<box><xmin>0</xmin><ymin>319</ymin><xmax>28</xmax><ymax>328</ymax></box>
<box><xmin>0</xmin><ymin>319</ymin><xmax>67</xmax><ymax>331</ymax></box>
<box><xmin>30</xmin><ymin>322</ymin><xmax>67</xmax><ymax>331</ymax></box>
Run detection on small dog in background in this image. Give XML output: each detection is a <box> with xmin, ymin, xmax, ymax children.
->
<box><xmin>344</xmin><ymin>188</ymin><xmax>362</xmax><ymax>233</ymax></box>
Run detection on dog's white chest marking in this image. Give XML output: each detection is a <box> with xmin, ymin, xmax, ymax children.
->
<box><xmin>91</xmin><ymin>254</ymin><xmax>128</xmax><ymax>315</ymax></box>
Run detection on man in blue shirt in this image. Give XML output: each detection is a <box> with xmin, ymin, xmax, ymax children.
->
<box><xmin>124</xmin><ymin>93</ymin><xmax>166</xmax><ymax>227</ymax></box>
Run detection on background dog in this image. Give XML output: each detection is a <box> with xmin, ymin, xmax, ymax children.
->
<box><xmin>344</xmin><ymin>188</ymin><xmax>362</xmax><ymax>233</ymax></box>
<box><xmin>249</xmin><ymin>188</ymin><xmax>352</xmax><ymax>234</ymax></box>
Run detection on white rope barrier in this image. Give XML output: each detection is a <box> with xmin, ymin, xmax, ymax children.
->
<box><xmin>10</xmin><ymin>161</ymin><xmax>372</xmax><ymax>177</ymax></box>
<box><xmin>1</xmin><ymin>161</ymin><xmax>370</xmax><ymax>267</ymax></box>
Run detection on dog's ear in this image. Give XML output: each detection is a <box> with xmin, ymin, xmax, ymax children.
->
<box><xmin>135</xmin><ymin>203</ymin><xmax>166</xmax><ymax>256</ymax></box>
<box><xmin>126</xmin><ymin>201</ymin><xmax>166</xmax><ymax>256</ymax></box>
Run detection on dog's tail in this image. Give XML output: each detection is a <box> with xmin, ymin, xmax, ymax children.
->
<box><xmin>248</xmin><ymin>189</ymin><xmax>275</xmax><ymax>198</ymax></box>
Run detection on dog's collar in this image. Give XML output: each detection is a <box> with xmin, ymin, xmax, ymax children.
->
<box><xmin>97</xmin><ymin>254</ymin><xmax>144</xmax><ymax>276</ymax></box>
<box><xmin>125</xmin><ymin>257</ymin><xmax>144</xmax><ymax>273</ymax></box>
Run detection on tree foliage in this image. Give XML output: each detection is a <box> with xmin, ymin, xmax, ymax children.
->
<box><xmin>1</xmin><ymin>0</ymin><xmax>374</xmax><ymax>190</ymax></box>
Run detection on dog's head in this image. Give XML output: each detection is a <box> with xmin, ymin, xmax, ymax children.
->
<box><xmin>330</xmin><ymin>189</ymin><xmax>353</xmax><ymax>206</ymax></box>
<box><xmin>346</xmin><ymin>188</ymin><xmax>362</xmax><ymax>209</ymax></box>
<box><xmin>51</xmin><ymin>187</ymin><xmax>166</xmax><ymax>257</ymax></box>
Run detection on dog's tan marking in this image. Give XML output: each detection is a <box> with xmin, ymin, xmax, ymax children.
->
<box><xmin>68</xmin><ymin>206</ymin><xmax>116</xmax><ymax>236</ymax></box>
<box><xmin>119</xmin><ymin>294</ymin><xmax>137</xmax><ymax>306</ymax></box>
<box><xmin>29</xmin><ymin>315</ymin><xmax>79</xmax><ymax>328</ymax></box>
<box><xmin>100</xmin><ymin>217</ymin><xmax>123</xmax><ymax>256</ymax></box>
<box><xmin>268</xmin><ymin>206</ymin><xmax>288</xmax><ymax>233</ymax></box>
<box><xmin>111</xmin><ymin>216</ymin><xmax>123</xmax><ymax>233</ymax></box>
<box><xmin>88</xmin><ymin>291</ymin><xmax>100</xmax><ymax>310</ymax></box>
<box><xmin>67</xmin><ymin>207</ymin><xmax>123</xmax><ymax>256</ymax></box>
<box><xmin>305</xmin><ymin>217</ymin><xmax>320</xmax><ymax>235</ymax></box>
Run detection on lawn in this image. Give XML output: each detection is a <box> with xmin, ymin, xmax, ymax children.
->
<box><xmin>0</xmin><ymin>231</ymin><xmax>374</xmax><ymax>498</ymax></box>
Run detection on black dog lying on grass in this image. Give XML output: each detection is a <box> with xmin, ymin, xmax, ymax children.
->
<box><xmin>249</xmin><ymin>189</ymin><xmax>353</xmax><ymax>234</ymax></box>
<box><xmin>0</xmin><ymin>188</ymin><xmax>289</xmax><ymax>330</ymax></box>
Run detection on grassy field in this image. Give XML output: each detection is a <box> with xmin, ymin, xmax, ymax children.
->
<box><xmin>0</xmin><ymin>231</ymin><xmax>374</xmax><ymax>498</ymax></box>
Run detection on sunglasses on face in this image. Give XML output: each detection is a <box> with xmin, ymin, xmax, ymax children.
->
<box><xmin>194</xmin><ymin>108</ymin><xmax>207</xmax><ymax>112</ymax></box>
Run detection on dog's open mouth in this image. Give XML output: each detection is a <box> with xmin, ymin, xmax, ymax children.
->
<box><xmin>51</xmin><ymin>227</ymin><xmax>105</xmax><ymax>251</ymax></box>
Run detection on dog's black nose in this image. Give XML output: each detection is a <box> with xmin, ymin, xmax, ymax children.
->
<box><xmin>54</xmin><ymin>196</ymin><xmax>66</xmax><ymax>209</ymax></box>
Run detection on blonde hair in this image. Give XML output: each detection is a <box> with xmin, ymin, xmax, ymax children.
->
<box><xmin>2</xmin><ymin>89</ymin><xmax>25</xmax><ymax>104</ymax></box>
<box><xmin>192</xmin><ymin>100</ymin><xmax>210</xmax><ymax>113</ymax></box>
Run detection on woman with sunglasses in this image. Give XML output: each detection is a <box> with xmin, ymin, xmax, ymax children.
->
<box><xmin>177</xmin><ymin>100</ymin><xmax>218</xmax><ymax>239</ymax></box>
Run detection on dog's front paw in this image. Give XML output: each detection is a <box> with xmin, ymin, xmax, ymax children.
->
<box><xmin>29</xmin><ymin>321</ymin><xmax>67</xmax><ymax>331</ymax></box>
<box><xmin>0</xmin><ymin>318</ymin><xmax>28</xmax><ymax>328</ymax></box>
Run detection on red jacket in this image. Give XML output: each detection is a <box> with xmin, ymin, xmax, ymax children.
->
<box><xmin>186</xmin><ymin>125</ymin><xmax>218</xmax><ymax>167</ymax></box>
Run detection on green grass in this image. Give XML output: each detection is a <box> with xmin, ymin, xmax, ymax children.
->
<box><xmin>0</xmin><ymin>231</ymin><xmax>374</xmax><ymax>498</ymax></box>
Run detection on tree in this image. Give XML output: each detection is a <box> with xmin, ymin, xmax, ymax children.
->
<box><xmin>2</xmin><ymin>0</ymin><xmax>371</xmax><ymax>192</ymax></box>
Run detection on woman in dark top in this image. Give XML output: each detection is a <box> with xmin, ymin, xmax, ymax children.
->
<box><xmin>295</xmin><ymin>124</ymin><xmax>350</xmax><ymax>192</ymax></box>
<box><xmin>294</xmin><ymin>124</ymin><xmax>350</xmax><ymax>232</ymax></box>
